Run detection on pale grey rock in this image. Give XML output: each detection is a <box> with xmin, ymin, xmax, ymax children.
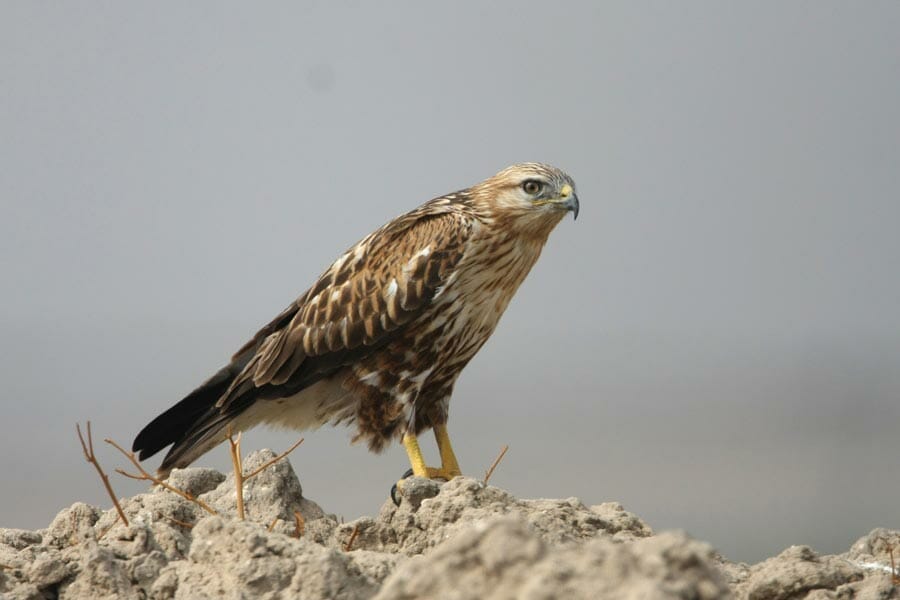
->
<box><xmin>94</xmin><ymin>486</ymin><xmax>201</xmax><ymax>531</ymax></box>
<box><xmin>847</xmin><ymin>527</ymin><xmax>900</xmax><ymax>564</ymax></box>
<box><xmin>0</xmin><ymin>529</ymin><xmax>42</xmax><ymax>550</ymax></box>
<box><xmin>25</xmin><ymin>548</ymin><xmax>71</xmax><ymax>589</ymax></box>
<box><xmin>92</xmin><ymin>487</ymin><xmax>206</xmax><ymax>561</ymax></box>
<box><xmin>0</xmin><ymin>542</ymin><xmax>28</xmax><ymax>572</ymax></box>
<box><xmin>164</xmin><ymin>467</ymin><xmax>226</xmax><ymax>497</ymax></box>
<box><xmin>42</xmin><ymin>502</ymin><xmax>101</xmax><ymax>549</ymax></box>
<box><xmin>149</xmin><ymin>564</ymin><xmax>179</xmax><ymax>600</ymax></box>
<box><xmin>334</xmin><ymin>516</ymin><xmax>397</xmax><ymax>554</ymax></box>
<box><xmin>394</xmin><ymin>476</ymin><xmax>441</xmax><ymax>510</ymax></box>
<box><xmin>200</xmin><ymin>449</ymin><xmax>326</xmax><ymax>525</ymax></box>
<box><xmin>833</xmin><ymin>528</ymin><xmax>900</xmax><ymax>600</ymax></box>
<box><xmin>303</xmin><ymin>514</ymin><xmax>340</xmax><ymax>545</ymax></box>
<box><xmin>127</xmin><ymin>549</ymin><xmax>168</xmax><ymax>589</ymax></box>
<box><xmin>169</xmin><ymin>516</ymin><xmax>381</xmax><ymax>599</ymax></box>
<box><xmin>4</xmin><ymin>448</ymin><xmax>896</xmax><ymax>600</ymax></box>
<box><xmin>736</xmin><ymin>544</ymin><xmax>864</xmax><ymax>600</ymax></box>
<box><xmin>346</xmin><ymin>550</ymin><xmax>401</xmax><ymax>588</ymax></box>
<box><xmin>628</xmin><ymin>532</ymin><xmax>732</xmax><ymax>600</ymax></box>
<box><xmin>355</xmin><ymin>476</ymin><xmax>651</xmax><ymax>555</ymax></box>
<box><xmin>589</xmin><ymin>501</ymin><xmax>655</xmax><ymax>540</ymax></box>
<box><xmin>59</xmin><ymin>539</ymin><xmax>138</xmax><ymax>599</ymax></box>
<box><xmin>101</xmin><ymin>522</ymin><xmax>158</xmax><ymax>560</ymax></box>
<box><xmin>1</xmin><ymin>582</ymin><xmax>44</xmax><ymax>600</ymax></box>
<box><xmin>2</xmin><ymin>543</ymin><xmax>73</xmax><ymax>598</ymax></box>
<box><xmin>374</xmin><ymin>518</ymin><xmax>730</xmax><ymax>600</ymax></box>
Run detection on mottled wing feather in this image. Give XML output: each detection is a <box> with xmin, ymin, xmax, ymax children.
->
<box><xmin>215</xmin><ymin>203</ymin><xmax>471</xmax><ymax>412</ymax></box>
<box><xmin>230</xmin><ymin>300</ymin><xmax>301</xmax><ymax>364</ymax></box>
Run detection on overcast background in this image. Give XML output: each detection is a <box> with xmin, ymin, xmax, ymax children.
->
<box><xmin>2</xmin><ymin>2</ymin><xmax>899</xmax><ymax>564</ymax></box>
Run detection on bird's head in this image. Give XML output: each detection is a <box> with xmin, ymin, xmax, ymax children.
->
<box><xmin>470</xmin><ymin>163</ymin><xmax>579</xmax><ymax>238</ymax></box>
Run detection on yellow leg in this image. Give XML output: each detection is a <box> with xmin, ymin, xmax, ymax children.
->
<box><xmin>400</xmin><ymin>427</ymin><xmax>463</xmax><ymax>481</ymax></box>
<box><xmin>394</xmin><ymin>426</ymin><xmax>463</xmax><ymax>505</ymax></box>
<box><xmin>434</xmin><ymin>424</ymin><xmax>462</xmax><ymax>478</ymax></box>
<box><xmin>402</xmin><ymin>432</ymin><xmax>429</xmax><ymax>478</ymax></box>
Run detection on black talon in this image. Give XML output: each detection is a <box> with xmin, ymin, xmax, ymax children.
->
<box><xmin>390</xmin><ymin>468</ymin><xmax>415</xmax><ymax>506</ymax></box>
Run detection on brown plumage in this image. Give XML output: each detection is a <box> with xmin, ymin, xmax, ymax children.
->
<box><xmin>133</xmin><ymin>163</ymin><xmax>579</xmax><ymax>475</ymax></box>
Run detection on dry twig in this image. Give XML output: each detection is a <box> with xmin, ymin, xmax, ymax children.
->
<box><xmin>483</xmin><ymin>444</ymin><xmax>509</xmax><ymax>485</ymax></box>
<box><xmin>95</xmin><ymin>520</ymin><xmax>119</xmax><ymax>541</ymax></box>
<box><xmin>888</xmin><ymin>542</ymin><xmax>900</xmax><ymax>585</ymax></box>
<box><xmin>77</xmin><ymin>422</ymin><xmax>129</xmax><ymax>527</ymax></box>
<box><xmin>344</xmin><ymin>524</ymin><xmax>361</xmax><ymax>552</ymax></box>
<box><xmin>244</xmin><ymin>437</ymin><xmax>305</xmax><ymax>480</ymax></box>
<box><xmin>105</xmin><ymin>438</ymin><xmax>218</xmax><ymax>515</ymax></box>
<box><xmin>267</xmin><ymin>517</ymin><xmax>280</xmax><ymax>532</ymax></box>
<box><xmin>875</xmin><ymin>537</ymin><xmax>900</xmax><ymax>585</ymax></box>
<box><xmin>226</xmin><ymin>429</ymin><xmax>246</xmax><ymax>520</ymax></box>
<box><xmin>225</xmin><ymin>428</ymin><xmax>304</xmax><ymax>521</ymax></box>
<box><xmin>167</xmin><ymin>517</ymin><xmax>195</xmax><ymax>530</ymax></box>
<box><xmin>293</xmin><ymin>511</ymin><xmax>305</xmax><ymax>538</ymax></box>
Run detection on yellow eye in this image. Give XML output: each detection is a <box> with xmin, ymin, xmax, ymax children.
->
<box><xmin>522</xmin><ymin>179</ymin><xmax>543</xmax><ymax>195</ymax></box>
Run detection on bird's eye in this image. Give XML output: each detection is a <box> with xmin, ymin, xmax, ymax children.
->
<box><xmin>522</xmin><ymin>180</ymin><xmax>543</xmax><ymax>196</ymax></box>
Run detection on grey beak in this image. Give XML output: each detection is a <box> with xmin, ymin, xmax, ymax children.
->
<box><xmin>566</xmin><ymin>193</ymin><xmax>580</xmax><ymax>220</ymax></box>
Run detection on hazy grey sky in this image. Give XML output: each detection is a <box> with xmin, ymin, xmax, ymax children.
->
<box><xmin>2</xmin><ymin>2</ymin><xmax>898</xmax><ymax>563</ymax></box>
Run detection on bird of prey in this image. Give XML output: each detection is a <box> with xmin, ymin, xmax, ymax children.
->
<box><xmin>133</xmin><ymin>163</ymin><xmax>579</xmax><ymax>489</ymax></box>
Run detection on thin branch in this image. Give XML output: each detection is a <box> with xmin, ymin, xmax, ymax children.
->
<box><xmin>224</xmin><ymin>429</ymin><xmax>303</xmax><ymax>520</ymax></box>
<box><xmin>876</xmin><ymin>537</ymin><xmax>899</xmax><ymax>585</ymax></box>
<box><xmin>267</xmin><ymin>517</ymin><xmax>280</xmax><ymax>532</ymax></box>
<box><xmin>293</xmin><ymin>511</ymin><xmax>305</xmax><ymax>538</ymax></box>
<box><xmin>889</xmin><ymin>542</ymin><xmax>899</xmax><ymax>585</ymax></box>
<box><xmin>226</xmin><ymin>429</ymin><xmax>246</xmax><ymax>520</ymax></box>
<box><xmin>105</xmin><ymin>438</ymin><xmax>218</xmax><ymax>515</ymax></box>
<box><xmin>243</xmin><ymin>437</ymin><xmax>304</xmax><ymax>480</ymax></box>
<box><xmin>344</xmin><ymin>524</ymin><xmax>361</xmax><ymax>552</ymax></box>
<box><xmin>96</xmin><ymin>517</ymin><xmax>119</xmax><ymax>541</ymax></box>
<box><xmin>483</xmin><ymin>444</ymin><xmax>509</xmax><ymax>485</ymax></box>
<box><xmin>167</xmin><ymin>517</ymin><xmax>195</xmax><ymax>530</ymax></box>
<box><xmin>77</xmin><ymin>422</ymin><xmax>129</xmax><ymax>527</ymax></box>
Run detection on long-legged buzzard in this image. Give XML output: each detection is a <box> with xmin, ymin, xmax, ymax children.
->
<box><xmin>133</xmin><ymin>163</ymin><xmax>579</xmax><ymax>489</ymax></box>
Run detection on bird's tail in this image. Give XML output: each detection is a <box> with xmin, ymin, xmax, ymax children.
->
<box><xmin>132</xmin><ymin>363</ymin><xmax>245</xmax><ymax>477</ymax></box>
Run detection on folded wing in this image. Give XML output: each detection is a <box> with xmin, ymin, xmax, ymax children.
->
<box><xmin>133</xmin><ymin>201</ymin><xmax>472</xmax><ymax>472</ymax></box>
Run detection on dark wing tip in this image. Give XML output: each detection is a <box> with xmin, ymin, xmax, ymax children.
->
<box><xmin>131</xmin><ymin>362</ymin><xmax>240</xmax><ymax>462</ymax></box>
<box><xmin>131</xmin><ymin>409</ymin><xmax>183</xmax><ymax>460</ymax></box>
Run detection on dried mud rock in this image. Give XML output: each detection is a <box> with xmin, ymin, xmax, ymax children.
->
<box><xmin>734</xmin><ymin>545</ymin><xmax>864</xmax><ymax>600</ymax></box>
<box><xmin>200</xmin><ymin>449</ymin><xmax>327</xmax><ymax>525</ymax></box>
<box><xmin>164</xmin><ymin>467</ymin><xmax>225</xmax><ymax>497</ymax></box>
<box><xmin>374</xmin><ymin>518</ymin><xmax>729</xmax><ymax>600</ymax></box>
<box><xmin>327</xmin><ymin>476</ymin><xmax>652</xmax><ymax>556</ymax></box>
<box><xmin>2</xmin><ymin>450</ymin><xmax>898</xmax><ymax>600</ymax></box>
<box><xmin>166</xmin><ymin>516</ymin><xmax>391</xmax><ymax>600</ymax></box>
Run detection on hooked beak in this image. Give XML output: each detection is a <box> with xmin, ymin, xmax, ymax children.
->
<box><xmin>565</xmin><ymin>193</ymin><xmax>580</xmax><ymax>220</ymax></box>
<box><xmin>558</xmin><ymin>184</ymin><xmax>579</xmax><ymax>220</ymax></box>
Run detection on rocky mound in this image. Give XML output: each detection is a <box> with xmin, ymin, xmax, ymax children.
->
<box><xmin>1</xmin><ymin>450</ymin><xmax>897</xmax><ymax>599</ymax></box>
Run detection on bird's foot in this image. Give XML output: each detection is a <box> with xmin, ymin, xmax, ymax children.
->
<box><xmin>390</xmin><ymin>466</ymin><xmax>462</xmax><ymax>506</ymax></box>
<box><xmin>393</xmin><ymin>430</ymin><xmax>462</xmax><ymax>505</ymax></box>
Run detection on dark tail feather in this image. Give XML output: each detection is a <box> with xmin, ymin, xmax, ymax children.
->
<box><xmin>132</xmin><ymin>363</ymin><xmax>240</xmax><ymax>469</ymax></box>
